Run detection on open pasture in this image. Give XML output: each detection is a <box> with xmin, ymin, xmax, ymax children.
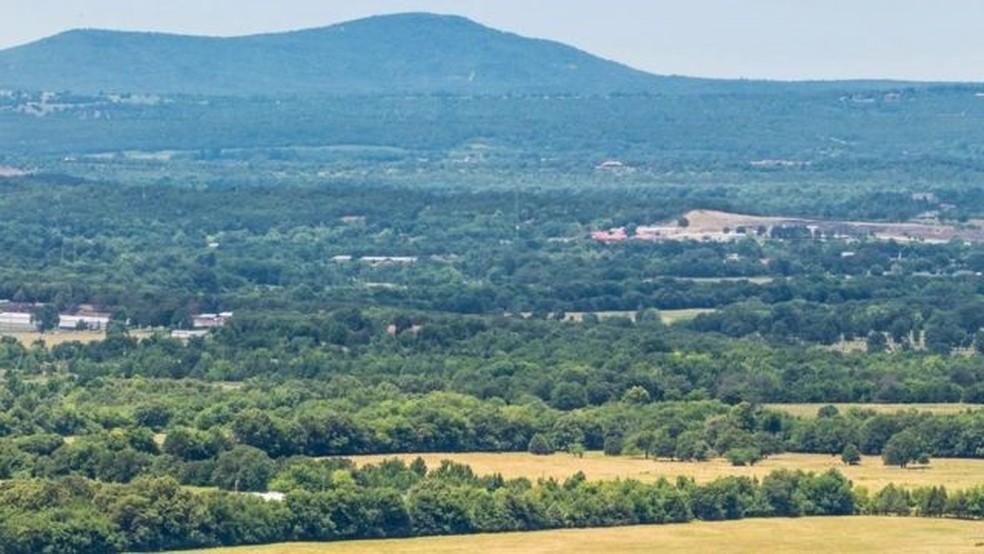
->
<box><xmin>346</xmin><ymin>451</ymin><xmax>984</xmax><ymax>491</ymax></box>
<box><xmin>765</xmin><ymin>403</ymin><xmax>982</xmax><ymax>418</ymax></box>
<box><xmin>2</xmin><ymin>330</ymin><xmax>106</xmax><ymax>347</ymax></box>
<box><xmin>180</xmin><ymin>517</ymin><xmax>984</xmax><ymax>554</ymax></box>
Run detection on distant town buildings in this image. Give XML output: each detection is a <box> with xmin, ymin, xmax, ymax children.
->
<box><xmin>192</xmin><ymin>312</ymin><xmax>234</xmax><ymax>329</ymax></box>
<box><xmin>59</xmin><ymin>314</ymin><xmax>110</xmax><ymax>331</ymax></box>
<box><xmin>0</xmin><ymin>301</ymin><xmax>234</xmax><ymax>339</ymax></box>
<box><xmin>332</xmin><ymin>255</ymin><xmax>419</xmax><ymax>265</ymax></box>
<box><xmin>170</xmin><ymin>329</ymin><xmax>209</xmax><ymax>339</ymax></box>
<box><xmin>0</xmin><ymin>311</ymin><xmax>32</xmax><ymax>331</ymax></box>
<box><xmin>0</xmin><ymin>301</ymin><xmax>110</xmax><ymax>332</ymax></box>
<box><xmin>590</xmin><ymin>228</ymin><xmax>628</xmax><ymax>243</ymax></box>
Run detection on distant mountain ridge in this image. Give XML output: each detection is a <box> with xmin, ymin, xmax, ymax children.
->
<box><xmin>0</xmin><ymin>13</ymin><xmax>688</xmax><ymax>95</ymax></box>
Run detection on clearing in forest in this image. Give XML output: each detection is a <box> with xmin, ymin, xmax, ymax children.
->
<box><xmin>765</xmin><ymin>403</ymin><xmax>983</xmax><ymax>418</ymax></box>
<box><xmin>3</xmin><ymin>330</ymin><xmax>107</xmax><ymax>347</ymax></box>
<box><xmin>600</xmin><ymin>209</ymin><xmax>984</xmax><ymax>243</ymax></box>
<box><xmin>344</xmin><ymin>451</ymin><xmax>984</xmax><ymax>491</ymax></box>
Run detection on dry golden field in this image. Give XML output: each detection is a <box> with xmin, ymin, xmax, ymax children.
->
<box><xmin>345</xmin><ymin>451</ymin><xmax>984</xmax><ymax>491</ymax></box>
<box><xmin>765</xmin><ymin>403</ymin><xmax>982</xmax><ymax>418</ymax></box>
<box><xmin>2</xmin><ymin>328</ymin><xmax>156</xmax><ymax>347</ymax></box>
<box><xmin>179</xmin><ymin>517</ymin><xmax>984</xmax><ymax>554</ymax></box>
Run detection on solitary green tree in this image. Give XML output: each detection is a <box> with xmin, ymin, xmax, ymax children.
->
<box><xmin>866</xmin><ymin>331</ymin><xmax>888</xmax><ymax>353</ymax></box>
<box><xmin>212</xmin><ymin>445</ymin><xmax>276</xmax><ymax>491</ymax></box>
<box><xmin>622</xmin><ymin>385</ymin><xmax>651</xmax><ymax>405</ymax></box>
<box><xmin>527</xmin><ymin>433</ymin><xmax>555</xmax><ymax>456</ymax></box>
<box><xmin>882</xmin><ymin>430</ymin><xmax>927</xmax><ymax>468</ymax></box>
<box><xmin>31</xmin><ymin>304</ymin><xmax>60</xmax><ymax>332</ymax></box>
<box><xmin>725</xmin><ymin>446</ymin><xmax>762</xmax><ymax>466</ymax></box>
<box><xmin>841</xmin><ymin>443</ymin><xmax>862</xmax><ymax>465</ymax></box>
<box><xmin>603</xmin><ymin>434</ymin><xmax>624</xmax><ymax>456</ymax></box>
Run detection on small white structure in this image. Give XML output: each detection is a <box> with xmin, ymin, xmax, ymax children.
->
<box><xmin>361</xmin><ymin>256</ymin><xmax>418</xmax><ymax>265</ymax></box>
<box><xmin>192</xmin><ymin>312</ymin><xmax>233</xmax><ymax>329</ymax></box>
<box><xmin>58</xmin><ymin>314</ymin><xmax>110</xmax><ymax>331</ymax></box>
<box><xmin>0</xmin><ymin>312</ymin><xmax>33</xmax><ymax>331</ymax></box>
<box><xmin>171</xmin><ymin>329</ymin><xmax>209</xmax><ymax>339</ymax></box>
<box><xmin>596</xmin><ymin>160</ymin><xmax>625</xmax><ymax>170</ymax></box>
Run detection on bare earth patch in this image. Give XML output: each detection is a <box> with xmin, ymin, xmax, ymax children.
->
<box><xmin>630</xmin><ymin>209</ymin><xmax>984</xmax><ymax>243</ymax></box>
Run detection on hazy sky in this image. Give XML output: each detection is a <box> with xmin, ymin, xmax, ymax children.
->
<box><xmin>3</xmin><ymin>0</ymin><xmax>984</xmax><ymax>81</ymax></box>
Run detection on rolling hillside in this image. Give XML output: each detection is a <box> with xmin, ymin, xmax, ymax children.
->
<box><xmin>0</xmin><ymin>12</ymin><xmax>683</xmax><ymax>95</ymax></box>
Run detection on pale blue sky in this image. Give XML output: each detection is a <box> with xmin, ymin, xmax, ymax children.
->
<box><xmin>3</xmin><ymin>0</ymin><xmax>983</xmax><ymax>81</ymax></box>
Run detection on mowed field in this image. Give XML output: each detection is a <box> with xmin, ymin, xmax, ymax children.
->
<box><xmin>179</xmin><ymin>517</ymin><xmax>984</xmax><ymax>554</ymax></box>
<box><xmin>345</xmin><ymin>451</ymin><xmax>984</xmax><ymax>491</ymax></box>
<box><xmin>765</xmin><ymin>403</ymin><xmax>983</xmax><ymax>418</ymax></box>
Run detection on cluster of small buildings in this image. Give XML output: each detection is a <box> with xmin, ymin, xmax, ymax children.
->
<box><xmin>0</xmin><ymin>301</ymin><xmax>110</xmax><ymax>332</ymax></box>
<box><xmin>0</xmin><ymin>300</ymin><xmax>238</xmax><ymax>342</ymax></box>
<box><xmin>590</xmin><ymin>226</ymin><xmax>675</xmax><ymax>243</ymax></box>
<box><xmin>172</xmin><ymin>312</ymin><xmax>234</xmax><ymax>339</ymax></box>
<box><xmin>589</xmin><ymin>228</ymin><xmax>628</xmax><ymax>243</ymax></box>
<box><xmin>332</xmin><ymin>255</ymin><xmax>419</xmax><ymax>266</ymax></box>
<box><xmin>192</xmin><ymin>312</ymin><xmax>233</xmax><ymax>328</ymax></box>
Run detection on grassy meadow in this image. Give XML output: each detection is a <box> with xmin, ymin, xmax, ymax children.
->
<box><xmin>179</xmin><ymin>517</ymin><xmax>984</xmax><ymax>553</ymax></box>
<box><xmin>764</xmin><ymin>403</ymin><xmax>982</xmax><ymax>418</ymax></box>
<box><xmin>2</xmin><ymin>330</ymin><xmax>107</xmax><ymax>347</ymax></box>
<box><xmin>2</xmin><ymin>328</ymin><xmax>159</xmax><ymax>347</ymax></box>
<box><xmin>345</xmin><ymin>451</ymin><xmax>984</xmax><ymax>491</ymax></box>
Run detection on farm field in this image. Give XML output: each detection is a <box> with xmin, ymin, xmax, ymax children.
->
<box><xmin>2</xmin><ymin>330</ymin><xmax>107</xmax><ymax>347</ymax></box>
<box><xmin>178</xmin><ymin>517</ymin><xmax>984</xmax><ymax>554</ymax></box>
<box><xmin>1</xmin><ymin>328</ymin><xmax>158</xmax><ymax>347</ymax></box>
<box><xmin>765</xmin><ymin>403</ymin><xmax>983</xmax><ymax>418</ymax></box>
<box><xmin>345</xmin><ymin>451</ymin><xmax>984</xmax><ymax>490</ymax></box>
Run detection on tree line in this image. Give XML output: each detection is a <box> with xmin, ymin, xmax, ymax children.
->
<box><xmin>2</xmin><ymin>456</ymin><xmax>983</xmax><ymax>554</ymax></box>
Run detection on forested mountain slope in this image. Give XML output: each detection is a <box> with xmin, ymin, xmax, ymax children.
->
<box><xmin>0</xmin><ymin>13</ymin><xmax>684</xmax><ymax>95</ymax></box>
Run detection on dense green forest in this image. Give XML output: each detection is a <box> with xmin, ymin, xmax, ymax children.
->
<box><xmin>0</xmin><ymin>165</ymin><xmax>982</xmax><ymax>550</ymax></box>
